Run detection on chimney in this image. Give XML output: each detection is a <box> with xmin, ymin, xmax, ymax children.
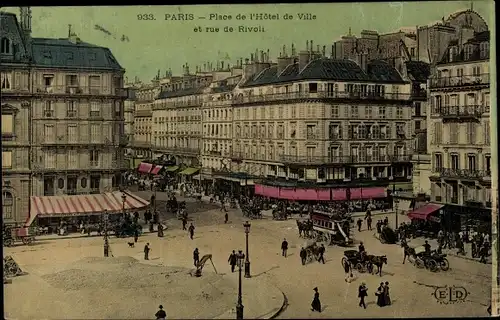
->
<box><xmin>221</xmin><ymin>61</ymin><xmax>225</xmax><ymax>70</ymax></box>
<box><xmin>310</xmin><ymin>40</ymin><xmax>314</xmax><ymax>53</ymax></box>
<box><xmin>260</xmin><ymin>50</ymin><xmax>264</xmax><ymax>63</ymax></box>
<box><xmin>291</xmin><ymin>43</ymin><xmax>296</xmax><ymax>56</ymax></box>
<box><xmin>299</xmin><ymin>40</ymin><xmax>311</xmax><ymax>72</ymax></box>
<box><xmin>267</xmin><ymin>49</ymin><xmax>270</xmax><ymax>62</ymax></box>
<box><xmin>250</xmin><ymin>53</ymin><xmax>254</xmax><ymax>62</ymax></box>
<box><xmin>203</xmin><ymin>63</ymin><xmax>206</xmax><ymax>71</ymax></box>
<box><xmin>216</xmin><ymin>61</ymin><xmax>220</xmax><ymax>70</ymax></box>
<box><xmin>240</xmin><ymin>58</ymin><xmax>243</xmax><ymax>67</ymax></box>
<box><xmin>322</xmin><ymin>46</ymin><xmax>326</xmax><ymax>57</ymax></box>
<box><xmin>283</xmin><ymin>45</ymin><xmax>287</xmax><ymax>57</ymax></box>
<box><xmin>317</xmin><ymin>44</ymin><xmax>320</xmax><ymax>53</ymax></box>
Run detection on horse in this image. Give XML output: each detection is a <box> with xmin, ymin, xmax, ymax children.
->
<box><xmin>367</xmin><ymin>255</ymin><xmax>387</xmax><ymax>276</ymax></box>
<box><xmin>401</xmin><ymin>242</ymin><xmax>416</xmax><ymax>264</ymax></box>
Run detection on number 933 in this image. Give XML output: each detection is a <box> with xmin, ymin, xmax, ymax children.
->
<box><xmin>137</xmin><ymin>14</ymin><xmax>155</xmax><ymax>20</ymax></box>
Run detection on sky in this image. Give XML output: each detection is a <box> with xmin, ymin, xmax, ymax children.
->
<box><xmin>2</xmin><ymin>2</ymin><xmax>495</xmax><ymax>83</ymax></box>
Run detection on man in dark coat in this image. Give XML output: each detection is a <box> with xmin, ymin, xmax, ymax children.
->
<box><xmin>134</xmin><ymin>228</ymin><xmax>139</xmax><ymax>243</ymax></box>
<box><xmin>188</xmin><ymin>223</ymin><xmax>195</xmax><ymax>240</ymax></box>
<box><xmin>281</xmin><ymin>238</ymin><xmax>288</xmax><ymax>257</ymax></box>
<box><xmin>193</xmin><ymin>248</ymin><xmax>200</xmax><ymax>267</ymax></box>
<box><xmin>357</xmin><ymin>218</ymin><xmax>363</xmax><ymax>232</ymax></box>
<box><xmin>366</xmin><ymin>215</ymin><xmax>372</xmax><ymax>230</ymax></box>
<box><xmin>311</xmin><ymin>287</ymin><xmax>321</xmax><ymax>312</ymax></box>
<box><xmin>318</xmin><ymin>244</ymin><xmax>325</xmax><ymax>264</ymax></box>
<box><xmin>144</xmin><ymin>243</ymin><xmax>151</xmax><ymax>260</ymax></box>
<box><xmin>358</xmin><ymin>282</ymin><xmax>368</xmax><ymax>308</ymax></box>
<box><xmin>224</xmin><ymin>212</ymin><xmax>228</xmax><ymax>224</ymax></box>
<box><xmin>300</xmin><ymin>247</ymin><xmax>307</xmax><ymax>265</ymax></box>
<box><xmin>228</xmin><ymin>250</ymin><xmax>237</xmax><ymax>272</ymax></box>
<box><xmin>182</xmin><ymin>217</ymin><xmax>187</xmax><ymax>230</ymax></box>
<box><xmin>155</xmin><ymin>305</ymin><xmax>166</xmax><ymax>320</ymax></box>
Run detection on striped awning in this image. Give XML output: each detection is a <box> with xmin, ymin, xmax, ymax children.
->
<box><xmin>25</xmin><ymin>191</ymin><xmax>150</xmax><ymax>226</ymax></box>
<box><xmin>151</xmin><ymin>165</ymin><xmax>163</xmax><ymax>175</ymax></box>
<box><xmin>138</xmin><ymin>162</ymin><xmax>153</xmax><ymax>173</ymax></box>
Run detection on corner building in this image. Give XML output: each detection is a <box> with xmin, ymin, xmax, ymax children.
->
<box><xmin>1</xmin><ymin>9</ymin><xmax>127</xmax><ymax>224</ymax></box>
<box><xmin>231</xmin><ymin>44</ymin><xmax>413</xmax><ymax>185</ymax></box>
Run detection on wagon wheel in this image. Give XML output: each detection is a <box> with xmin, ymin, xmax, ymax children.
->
<box><xmin>439</xmin><ymin>258</ymin><xmax>450</xmax><ymax>271</ymax></box>
<box><xmin>355</xmin><ymin>262</ymin><xmax>366</xmax><ymax>273</ymax></box>
<box><xmin>4</xmin><ymin>238</ymin><xmax>14</xmax><ymax>247</ymax></box>
<box><xmin>341</xmin><ymin>257</ymin><xmax>348</xmax><ymax>267</ymax></box>
<box><xmin>26</xmin><ymin>237</ymin><xmax>34</xmax><ymax>245</ymax></box>
<box><xmin>5</xmin><ymin>260</ymin><xmax>18</xmax><ymax>275</ymax></box>
<box><xmin>414</xmin><ymin>257</ymin><xmax>425</xmax><ymax>269</ymax></box>
<box><xmin>22</xmin><ymin>237</ymin><xmax>29</xmax><ymax>245</ymax></box>
<box><xmin>427</xmin><ymin>259</ymin><xmax>439</xmax><ymax>272</ymax></box>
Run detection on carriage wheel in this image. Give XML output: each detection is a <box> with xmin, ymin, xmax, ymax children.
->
<box><xmin>440</xmin><ymin>258</ymin><xmax>450</xmax><ymax>271</ymax></box>
<box><xmin>356</xmin><ymin>262</ymin><xmax>365</xmax><ymax>273</ymax></box>
<box><xmin>427</xmin><ymin>259</ymin><xmax>439</xmax><ymax>272</ymax></box>
<box><xmin>4</xmin><ymin>238</ymin><xmax>14</xmax><ymax>247</ymax></box>
<box><xmin>22</xmin><ymin>237</ymin><xmax>29</xmax><ymax>245</ymax></box>
<box><xmin>415</xmin><ymin>257</ymin><xmax>425</xmax><ymax>269</ymax></box>
<box><xmin>341</xmin><ymin>257</ymin><xmax>348</xmax><ymax>267</ymax></box>
<box><xmin>380</xmin><ymin>237</ymin><xmax>386</xmax><ymax>244</ymax></box>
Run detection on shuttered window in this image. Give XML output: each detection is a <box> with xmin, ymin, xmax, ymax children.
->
<box><xmin>1</xmin><ymin>114</ymin><xmax>13</xmax><ymax>133</ymax></box>
<box><xmin>67</xmin><ymin>125</ymin><xmax>77</xmax><ymax>143</ymax></box>
<box><xmin>44</xmin><ymin>125</ymin><xmax>55</xmax><ymax>143</ymax></box>
<box><xmin>2</xmin><ymin>151</ymin><xmax>12</xmax><ymax>168</ymax></box>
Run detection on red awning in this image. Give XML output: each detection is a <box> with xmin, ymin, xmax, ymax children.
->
<box><xmin>151</xmin><ymin>165</ymin><xmax>163</xmax><ymax>175</ymax></box>
<box><xmin>350</xmin><ymin>187</ymin><xmax>386</xmax><ymax>200</ymax></box>
<box><xmin>25</xmin><ymin>191</ymin><xmax>150</xmax><ymax>226</ymax></box>
<box><xmin>407</xmin><ymin>203</ymin><xmax>444</xmax><ymax>220</ymax></box>
<box><xmin>138</xmin><ymin>162</ymin><xmax>153</xmax><ymax>173</ymax></box>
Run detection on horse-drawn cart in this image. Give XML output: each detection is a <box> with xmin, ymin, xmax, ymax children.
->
<box><xmin>341</xmin><ymin>250</ymin><xmax>371</xmax><ymax>273</ymax></box>
<box><xmin>303</xmin><ymin>240</ymin><xmax>321</xmax><ymax>263</ymax></box>
<box><xmin>3</xmin><ymin>226</ymin><xmax>35</xmax><ymax>247</ymax></box>
<box><xmin>378</xmin><ymin>226</ymin><xmax>398</xmax><ymax>244</ymax></box>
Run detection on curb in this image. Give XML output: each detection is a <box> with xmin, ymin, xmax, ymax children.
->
<box><xmin>268</xmin><ymin>291</ymin><xmax>288</xmax><ymax>319</ymax></box>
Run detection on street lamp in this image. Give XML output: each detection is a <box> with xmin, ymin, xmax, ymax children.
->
<box><xmin>236</xmin><ymin>250</ymin><xmax>245</xmax><ymax>320</ymax></box>
<box><xmin>103</xmin><ymin>210</ymin><xmax>109</xmax><ymax>257</ymax></box>
<box><xmin>243</xmin><ymin>221</ymin><xmax>251</xmax><ymax>278</ymax></box>
<box><xmin>393</xmin><ymin>185</ymin><xmax>399</xmax><ymax>230</ymax></box>
<box><xmin>121</xmin><ymin>193</ymin><xmax>127</xmax><ymax>215</ymax></box>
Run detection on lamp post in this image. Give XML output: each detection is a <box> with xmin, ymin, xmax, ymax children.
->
<box><xmin>236</xmin><ymin>250</ymin><xmax>245</xmax><ymax>320</ymax></box>
<box><xmin>103</xmin><ymin>210</ymin><xmax>109</xmax><ymax>257</ymax></box>
<box><xmin>122</xmin><ymin>193</ymin><xmax>127</xmax><ymax>215</ymax></box>
<box><xmin>243</xmin><ymin>221</ymin><xmax>251</xmax><ymax>278</ymax></box>
<box><xmin>393</xmin><ymin>183</ymin><xmax>399</xmax><ymax>230</ymax></box>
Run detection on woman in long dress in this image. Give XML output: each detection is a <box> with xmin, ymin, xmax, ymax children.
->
<box><xmin>311</xmin><ymin>287</ymin><xmax>321</xmax><ymax>312</ymax></box>
<box><xmin>384</xmin><ymin>281</ymin><xmax>391</xmax><ymax>305</ymax></box>
<box><xmin>376</xmin><ymin>283</ymin><xmax>386</xmax><ymax>307</ymax></box>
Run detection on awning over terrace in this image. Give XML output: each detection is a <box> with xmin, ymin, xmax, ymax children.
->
<box><xmin>179</xmin><ymin>167</ymin><xmax>200</xmax><ymax>175</ymax></box>
<box><xmin>165</xmin><ymin>166</ymin><xmax>179</xmax><ymax>172</ymax></box>
<box><xmin>151</xmin><ymin>165</ymin><xmax>163</xmax><ymax>175</ymax></box>
<box><xmin>138</xmin><ymin>162</ymin><xmax>153</xmax><ymax>174</ymax></box>
<box><xmin>25</xmin><ymin>191</ymin><xmax>150</xmax><ymax>226</ymax></box>
<box><xmin>407</xmin><ymin>203</ymin><xmax>444</xmax><ymax>220</ymax></box>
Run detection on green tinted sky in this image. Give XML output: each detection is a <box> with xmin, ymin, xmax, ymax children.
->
<box><xmin>2</xmin><ymin>2</ymin><xmax>495</xmax><ymax>82</ymax></box>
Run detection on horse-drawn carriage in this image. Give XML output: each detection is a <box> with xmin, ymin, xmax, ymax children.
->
<box><xmin>308</xmin><ymin>210</ymin><xmax>354</xmax><ymax>246</ymax></box>
<box><xmin>377</xmin><ymin>226</ymin><xmax>398</xmax><ymax>244</ymax></box>
<box><xmin>272</xmin><ymin>209</ymin><xmax>287</xmax><ymax>220</ymax></box>
<box><xmin>402</xmin><ymin>243</ymin><xmax>449</xmax><ymax>272</ymax></box>
<box><xmin>3</xmin><ymin>225</ymin><xmax>35</xmax><ymax>247</ymax></box>
<box><xmin>341</xmin><ymin>250</ymin><xmax>371</xmax><ymax>273</ymax></box>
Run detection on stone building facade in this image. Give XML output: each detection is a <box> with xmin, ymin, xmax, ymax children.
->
<box><xmin>1</xmin><ymin>9</ymin><xmax>126</xmax><ymax>224</ymax></box>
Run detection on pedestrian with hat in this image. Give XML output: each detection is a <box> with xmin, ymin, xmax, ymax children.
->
<box><xmin>155</xmin><ymin>305</ymin><xmax>166</xmax><ymax>320</ymax></box>
<box><xmin>311</xmin><ymin>287</ymin><xmax>321</xmax><ymax>312</ymax></box>
<box><xmin>358</xmin><ymin>282</ymin><xmax>368</xmax><ymax>308</ymax></box>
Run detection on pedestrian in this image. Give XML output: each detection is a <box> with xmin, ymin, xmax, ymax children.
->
<box><xmin>144</xmin><ymin>243</ymin><xmax>151</xmax><ymax>260</ymax></box>
<box><xmin>383</xmin><ymin>216</ymin><xmax>389</xmax><ymax>226</ymax></box>
<box><xmin>281</xmin><ymin>238</ymin><xmax>288</xmax><ymax>257</ymax></box>
<box><xmin>300</xmin><ymin>247</ymin><xmax>307</xmax><ymax>265</ymax></box>
<box><xmin>357</xmin><ymin>218</ymin><xmax>363</xmax><ymax>232</ymax></box>
<box><xmin>224</xmin><ymin>212</ymin><xmax>228</xmax><ymax>224</ymax></box>
<box><xmin>134</xmin><ymin>228</ymin><xmax>139</xmax><ymax>243</ymax></box>
<box><xmin>376</xmin><ymin>282</ymin><xmax>386</xmax><ymax>307</ymax></box>
<box><xmin>182</xmin><ymin>217</ymin><xmax>187</xmax><ymax>230</ymax></box>
<box><xmin>358</xmin><ymin>241</ymin><xmax>365</xmax><ymax>253</ymax></box>
<box><xmin>311</xmin><ymin>287</ymin><xmax>321</xmax><ymax>312</ymax></box>
<box><xmin>318</xmin><ymin>244</ymin><xmax>325</xmax><ymax>264</ymax></box>
<box><xmin>367</xmin><ymin>215</ymin><xmax>372</xmax><ymax>230</ymax></box>
<box><xmin>343</xmin><ymin>259</ymin><xmax>352</xmax><ymax>283</ymax></box>
<box><xmin>358</xmin><ymin>282</ymin><xmax>368</xmax><ymax>309</ymax></box>
<box><xmin>155</xmin><ymin>305</ymin><xmax>167</xmax><ymax>320</ymax></box>
<box><xmin>193</xmin><ymin>248</ymin><xmax>200</xmax><ymax>267</ymax></box>
<box><xmin>376</xmin><ymin>221</ymin><xmax>381</xmax><ymax>233</ymax></box>
<box><xmin>479</xmin><ymin>244</ymin><xmax>488</xmax><ymax>263</ymax></box>
<box><xmin>423</xmin><ymin>240</ymin><xmax>431</xmax><ymax>254</ymax></box>
<box><xmin>384</xmin><ymin>281</ymin><xmax>391</xmax><ymax>305</ymax></box>
<box><xmin>228</xmin><ymin>250</ymin><xmax>237</xmax><ymax>272</ymax></box>
<box><xmin>188</xmin><ymin>223</ymin><xmax>195</xmax><ymax>240</ymax></box>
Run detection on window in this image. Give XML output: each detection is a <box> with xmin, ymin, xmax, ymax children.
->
<box><xmin>43</xmin><ymin>74</ymin><xmax>54</xmax><ymax>87</ymax></box>
<box><xmin>89</xmin><ymin>150</ymin><xmax>100</xmax><ymax>166</ymax></box>
<box><xmin>331</xmin><ymin>105</ymin><xmax>339</xmax><ymax>118</ymax></box>
<box><xmin>450</xmin><ymin>154</ymin><xmax>459</xmax><ymax>170</ymax></box>
<box><xmin>67</xmin><ymin>125</ymin><xmax>77</xmax><ymax>143</ymax></box>
<box><xmin>1</xmin><ymin>72</ymin><xmax>12</xmax><ymax>89</ymax></box>
<box><xmin>396</xmin><ymin>107</ymin><xmax>403</xmax><ymax>119</ymax></box>
<box><xmin>415</xmin><ymin>121</ymin><xmax>421</xmax><ymax>131</ymax></box>
<box><xmin>434</xmin><ymin>153</ymin><xmax>443</xmax><ymax>170</ymax></box>
<box><xmin>410</xmin><ymin>47</ymin><xmax>415</xmax><ymax>56</ymax></box>
<box><xmin>351</xmin><ymin>106</ymin><xmax>358</xmax><ymax>118</ymax></box>
<box><xmin>365</xmin><ymin>106</ymin><xmax>372</xmax><ymax>119</ymax></box>
<box><xmin>466</xmin><ymin>123</ymin><xmax>476</xmax><ymax>144</ymax></box>
<box><xmin>90</xmin><ymin>124</ymin><xmax>100</xmax><ymax>142</ymax></box>
<box><xmin>415</xmin><ymin>103</ymin><xmax>421</xmax><ymax>116</ymax></box>
<box><xmin>44</xmin><ymin>125</ymin><xmax>55</xmax><ymax>143</ymax></box>
<box><xmin>306</xmin><ymin>125</ymin><xmax>316</xmax><ymax>139</ymax></box>
<box><xmin>44</xmin><ymin>101</ymin><xmax>54</xmax><ymax>117</ymax></box>
<box><xmin>58</xmin><ymin>178</ymin><xmax>65</xmax><ymax>189</ymax></box>
<box><xmin>90</xmin><ymin>101</ymin><xmax>100</xmax><ymax>117</ymax></box>
<box><xmin>485</xmin><ymin>155</ymin><xmax>491</xmax><ymax>173</ymax></box>
<box><xmin>114</xmin><ymin>101</ymin><xmax>121</xmax><ymax>117</ymax></box>
<box><xmin>89</xmin><ymin>76</ymin><xmax>101</xmax><ymax>93</ymax></box>
<box><xmin>378</xmin><ymin>106</ymin><xmax>386</xmax><ymax>119</ymax></box>
<box><xmin>90</xmin><ymin>176</ymin><xmax>101</xmax><ymax>191</ymax></box>
<box><xmin>467</xmin><ymin>154</ymin><xmax>476</xmax><ymax>171</ymax></box>
<box><xmin>2</xmin><ymin>151</ymin><xmax>12</xmax><ymax>168</ymax></box>
<box><xmin>66</xmin><ymin>74</ymin><xmax>78</xmax><ymax>86</ymax></box>
<box><xmin>44</xmin><ymin>151</ymin><xmax>56</xmax><ymax>168</ymax></box>
<box><xmin>81</xmin><ymin>178</ymin><xmax>87</xmax><ymax>188</ymax></box>
<box><xmin>1</xmin><ymin>114</ymin><xmax>14</xmax><ymax>135</ymax></box>
<box><xmin>484</xmin><ymin>122</ymin><xmax>490</xmax><ymax>144</ymax></box>
<box><xmin>329</xmin><ymin>123</ymin><xmax>341</xmax><ymax>139</ymax></box>
<box><xmin>2</xmin><ymin>191</ymin><xmax>13</xmax><ymax>219</ymax></box>
<box><xmin>434</xmin><ymin>122</ymin><xmax>442</xmax><ymax>144</ymax></box>
<box><xmin>67</xmin><ymin>101</ymin><xmax>77</xmax><ymax>117</ymax></box>
<box><xmin>67</xmin><ymin>177</ymin><xmax>78</xmax><ymax>194</ymax></box>
<box><xmin>67</xmin><ymin>149</ymin><xmax>77</xmax><ymax>168</ymax></box>
<box><xmin>1</xmin><ymin>37</ymin><xmax>11</xmax><ymax>54</ymax></box>
<box><xmin>306</xmin><ymin>147</ymin><xmax>315</xmax><ymax>160</ymax></box>
<box><xmin>308</xmin><ymin>83</ymin><xmax>318</xmax><ymax>93</ymax></box>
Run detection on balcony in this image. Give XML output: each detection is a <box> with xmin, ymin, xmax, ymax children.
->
<box><xmin>279</xmin><ymin>154</ymin><xmax>410</xmax><ymax>165</ymax></box>
<box><xmin>433</xmin><ymin>168</ymin><xmax>491</xmax><ymax>180</ymax></box>
<box><xmin>232</xmin><ymin>90</ymin><xmax>411</xmax><ymax>105</ymax></box>
<box><xmin>155</xmin><ymin>146</ymin><xmax>200</xmax><ymax>155</ymax></box>
<box><xmin>132</xmin><ymin>141</ymin><xmax>152</xmax><ymax>148</ymax></box>
<box><xmin>411</xmin><ymin>89</ymin><xmax>427</xmax><ymax>100</ymax></box>
<box><xmin>153</xmin><ymin>100</ymin><xmax>203</xmax><ymax>110</ymax></box>
<box><xmin>437</xmin><ymin>105</ymin><xmax>484</xmax><ymax>122</ymax></box>
<box><xmin>347</xmin><ymin>133</ymin><xmax>394</xmax><ymax>140</ymax></box>
<box><xmin>33</xmin><ymin>85</ymin><xmax>127</xmax><ymax>97</ymax></box>
<box><xmin>429</xmin><ymin>73</ymin><xmax>490</xmax><ymax>89</ymax></box>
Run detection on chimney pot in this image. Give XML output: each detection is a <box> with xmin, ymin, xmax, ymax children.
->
<box><xmin>310</xmin><ymin>40</ymin><xmax>314</xmax><ymax>52</ymax></box>
<box><xmin>221</xmin><ymin>61</ymin><xmax>225</xmax><ymax>69</ymax></box>
<box><xmin>283</xmin><ymin>45</ymin><xmax>286</xmax><ymax>57</ymax></box>
<box><xmin>250</xmin><ymin>53</ymin><xmax>254</xmax><ymax>62</ymax></box>
<box><xmin>306</xmin><ymin>40</ymin><xmax>309</xmax><ymax>51</ymax></box>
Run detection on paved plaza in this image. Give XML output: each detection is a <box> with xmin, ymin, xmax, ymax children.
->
<box><xmin>4</xmin><ymin>192</ymin><xmax>492</xmax><ymax>318</ymax></box>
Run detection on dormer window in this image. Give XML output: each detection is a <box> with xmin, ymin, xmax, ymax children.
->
<box><xmin>449</xmin><ymin>46</ymin><xmax>457</xmax><ymax>62</ymax></box>
<box><xmin>1</xmin><ymin>37</ymin><xmax>11</xmax><ymax>54</ymax></box>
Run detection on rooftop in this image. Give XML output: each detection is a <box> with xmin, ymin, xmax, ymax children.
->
<box><xmin>241</xmin><ymin>58</ymin><xmax>406</xmax><ymax>88</ymax></box>
<box><xmin>157</xmin><ymin>86</ymin><xmax>206</xmax><ymax>99</ymax></box>
<box><xmin>438</xmin><ymin>31</ymin><xmax>490</xmax><ymax>65</ymax></box>
<box><xmin>405</xmin><ymin>61</ymin><xmax>431</xmax><ymax>82</ymax></box>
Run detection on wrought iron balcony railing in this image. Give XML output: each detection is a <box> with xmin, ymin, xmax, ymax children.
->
<box><xmin>433</xmin><ymin>168</ymin><xmax>491</xmax><ymax>180</ymax></box>
<box><xmin>429</xmin><ymin>73</ymin><xmax>490</xmax><ymax>89</ymax></box>
<box><xmin>232</xmin><ymin>91</ymin><xmax>411</xmax><ymax>105</ymax></box>
<box><xmin>33</xmin><ymin>85</ymin><xmax>127</xmax><ymax>97</ymax></box>
<box><xmin>436</xmin><ymin>105</ymin><xmax>485</xmax><ymax>121</ymax></box>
